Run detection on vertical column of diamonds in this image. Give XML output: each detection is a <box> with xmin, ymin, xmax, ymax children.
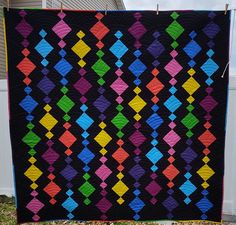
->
<box><xmin>179</xmin><ymin>31</ymin><xmax>202</xmax><ymax>205</ymax></box>
<box><xmin>145</xmin><ymin>31</ymin><xmax>165</xmax><ymax>204</ymax></box>
<box><xmin>196</xmin><ymin>12</ymin><xmax>220</xmax><ymax>219</ymax></box>
<box><xmin>52</xmin><ymin>11</ymin><xmax>78</xmax><ymax>220</ymax></box>
<box><xmin>90</xmin><ymin>12</ymin><xmax>113</xmax><ymax>220</ymax></box>
<box><xmin>16</xmin><ymin>10</ymin><xmax>44</xmax><ymax>221</ymax></box>
<box><xmin>127</xmin><ymin>12</ymin><xmax>147</xmax><ymax>220</ymax></box>
<box><xmin>109</xmin><ymin>31</ymin><xmax>129</xmax><ymax>206</ymax></box>
<box><xmin>35</xmin><ymin>29</ymin><xmax>61</xmax><ymax>205</ymax></box>
<box><xmin>72</xmin><ymin>31</ymin><xmax>95</xmax><ymax>206</ymax></box>
<box><xmin>162</xmin><ymin>12</ymin><xmax>183</xmax><ymax>219</ymax></box>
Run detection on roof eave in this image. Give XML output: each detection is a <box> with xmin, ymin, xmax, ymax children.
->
<box><xmin>115</xmin><ymin>0</ymin><xmax>126</xmax><ymax>10</ymax></box>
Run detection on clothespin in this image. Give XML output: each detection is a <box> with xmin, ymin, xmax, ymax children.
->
<box><xmin>105</xmin><ymin>4</ymin><xmax>108</xmax><ymax>15</ymax></box>
<box><xmin>60</xmin><ymin>1</ymin><xmax>63</xmax><ymax>13</ymax></box>
<box><xmin>156</xmin><ymin>3</ymin><xmax>159</xmax><ymax>15</ymax></box>
<box><xmin>224</xmin><ymin>3</ymin><xmax>229</xmax><ymax>15</ymax></box>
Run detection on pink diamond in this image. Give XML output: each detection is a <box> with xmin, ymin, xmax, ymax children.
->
<box><xmin>58</xmin><ymin>40</ymin><xmax>66</xmax><ymax>48</ymax></box>
<box><xmin>96</xmin><ymin>198</ymin><xmax>112</xmax><ymax>213</ymax></box>
<box><xmin>169</xmin><ymin>78</ymin><xmax>177</xmax><ymax>85</ymax></box>
<box><xmin>52</xmin><ymin>20</ymin><xmax>71</xmax><ymax>39</ymax></box>
<box><xmin>100</xmin><ymin>156</ymin><xmax>107</xmax><ymax>163</ymax></box>
<box><xmin>115</xmin><ymin>69</ymin><xmax>123</xmax><ymax>76</ymax></box>
<box><xmin>168</xmin><ymin>148</ymin><xmax>175</xmax><ymax>155</ymax></box>
<box><xmin>165</xmin><ymin>59</ymin><xmax>182</xmax><ymax>77</ymax></box>
<box><xmin>100</xmin><ymin>182</ymin><xmax>107</xmax><ymax>188</ymax></box>
<box><xmin>111</xmin><ymin>78</ymin><xmax>128</xmax><ymax>95</ymax></box>
<box><xmin>32</xmin><ymin>215</ymin><xmax>40</xmax><ymax>221</ymax></box>
<box><xmin>26</xmin><ymin>198</ymin><xmax>44</xmax><ymax>214</ymax></box>
<box><xmin>116</xmin><ymin>96</ymin><xmax>123</xmax><ymax>104</ymax></box>
<box><xmin>169</xmin><ymin>122</ymin><xmax>176</xmax><ymax>129</ymax></box>
<box><xmin>96</xmin><ymin>164</ymin><xmax>112</xmax><ymax>181</ymax></box>
<box><xmin>164</xmin><ymin>130</ymin><xmax>180</xmax><ymax>147</ymax></box>
<box><xmin>170</xmin><ymin>50</ymin><xmax>178</xmax><ymax>58</ymax></box>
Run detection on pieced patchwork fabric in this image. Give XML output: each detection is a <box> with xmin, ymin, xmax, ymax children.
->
<box><xmin>5</xmin><ymin>9</ymin><xmax>229</xmax><ymax>223</ymax></box>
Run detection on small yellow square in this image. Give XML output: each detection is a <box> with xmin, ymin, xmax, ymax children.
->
<box><xmin>30</xmin><ymin>183</ymin><xmax>38</xmax><ymax>190</ymax></box>
<box><xmin>134</xmin><ymin>87</ymin><xmax>141</xmax><ymax>94</ymax></box>
<box><xmin>77</xmin><ymin>30</ymin><xmax>85</xmax><ymax>38</ymax></box>
<box><xmin>44</xmin><ymin>104</ymin><xmax>52</xmax><ymax>112</ymax></box>
<box><xmin>117</xmin><ymin>172</ymin><xmax>124</xmax><ymax>179</ymax></box>
<box><xmin>134</xmin><ymin>114</ymin><xmax>141</xmax><ymax>121</ymax></box>
<box><xmin>188</xmin><ymin>68</ymin><xmax>196</xmax><ymax>76</ymax></box>
<box><xmin>99</xmin><ymin>122</ymin><xmax>106</xmax><ymax>129</ymax></box>
<box><xmin>203</xmin><ymin>156</ymin><xmax>210</xmax><ymax>163</ymax></box>
<box><xmin>100</xmin><ymin>148</ymin><xmax>107</xmax><ymax>155</ymax></box>
<box><xmin>187</xmin><ymin>96</ymin><xmax>194</xmax><ymax>103</ymax></box>
<box><xmin>28</xmin><ymin>157</ymin><xmax>36</xmax><ymax>164</ymax></box>
<box><xmin>117</xmin><ymin>197</ymin><xmax>124</xmax><ymax>205</ymax></box>
<box><xmin>46</xmin><ymin>132</ymin><xmax>53</xmax><ymax>139</ymax></box>
<box><xmin>78</xmin><ymin>60</ymin><xmax>86</xmax><ymax>68</ymax></box>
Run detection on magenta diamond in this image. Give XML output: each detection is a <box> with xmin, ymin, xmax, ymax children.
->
<box><xmin>74</xmin><ymin>77</ymin><xmax>92</xmax><ymax>95</ymax></box>
<box><xmin>128</xmin><ymin>21</ymin><xmax>147</xmax><ymax>40</ymax></box>
<box><xmin>96</xmin><ymin>198</ymin><xmax>112</xmax><ymax>213</ymax></box>
<box><xmin>110</xmin><ymin>78</ymin><xmax>128</xmax><ymax>95</ymax></box>
<box><xmin>42</xmin><ymin>148</ymin><xmax>59</xmax><ymax>165</ymax></box>
<box><xmin>15</xmin><ymin>20</ymin><xmax>33</xmax><ymax>38</ymax></box>
<box><xmin>129</xmin><ymin>130</ymin><xmax>146</xmax><ymax>147</ymax></box>
<box><xmin>52</xmin><ymin>20</ymin><xmax>72</xmax><ymax>39</ymax></box>
<box><xmin>145</xmin><ymin>181</ymin><xmax>162</xmax><ymax>196</ymax></box>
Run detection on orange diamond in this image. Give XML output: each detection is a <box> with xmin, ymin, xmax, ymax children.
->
<box><xmin>163</xmin><ymin>164</ymin><xmax>179</xmax><ymax>181</ymax></box>
<box><xmin>44</xmin><ymin>181</ymin><xmax>61</xmax><ymax>198</ymax></box>
<box><xmin>146</xmin><ymin>78</ymin><xmax>164</xmax><ymax>95</ymax></box>
<box><xmin>17</xmin><ymin>57</ymin><xmax>36</xmax><ymax>76</ymax></box>
<box><xmin>152</xmin><ymin>68</ymin><xmax>159</xmax><ymax>76</ymax></box>
<box><xmin>112</xmin><ymin>147</ymin><xmax>129</xmax><ymax>164</ymax></box>
<box><xmin>198</xmin><ymin>130</ymin><xmax>216</xmax><ymax>147</ymax></box>
<box><xmin>59</xmin><ymin>130</ymin><xmax>76</xmax><ymax>148</ymax></box>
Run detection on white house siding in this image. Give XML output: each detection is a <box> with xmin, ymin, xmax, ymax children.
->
<box><xmin>10</xmin><ymin>0</ymin><xmax>42</xmax><ymax>8</ymax></box>
<box><xmin>47</xmin><ymin>0</ymin><xmax>120</xmax><ymax>10</ymax></box>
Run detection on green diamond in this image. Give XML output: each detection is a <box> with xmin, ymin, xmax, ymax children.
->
<box><xmin>83</xmin><ymin>173</ymin><xmax>90</xmax><ymax>180</ymax></box>
<box><xmin>28</xmin><ymin>149</ymin><xmax>36</xmax><ymax>156</ymax></box>
<box><xmin>117</xmin><ymin>131</ymin><xmax>124</xmax><ymax>138</ymax></box>
<box><xmin>166</xmin><ymin>21</ymin><xmax>184</xmax><ymax>40</ymax></box>
<box><xmin>181</xmin><ymin>113</ymin><xmax>199</xmax><ymax>130</ymax></box>
<box><xmin>171</xmin><ymin>41</ymin><xmax>179</xmax><ymax>49</ymax></box>
<box><xmin>92</xmin><ymin>59</ymin><xmax>110</xmax><ymax>77</ymax></box>
<box><xmin>79</xmin><ymin>181</ymin><xmax>95</xmax><ymax>198</ymax></box>
<box><xmin>57</xmin><ymin>95</ymin><xmax>75</xmax><ymax>113</ymax></box>
<box><xmin>116</xmin><ymin>105</ymin><xmax>124</xmax><ymax>111</ymax></box>
<box><xmin>96</xmin><ymin>50</ymin><xmax>104</xmax><ymax>58</ymax></box>
<box><xmin>61</xmin><ymin>86</ymin><xmax>68</xmax><ymax>94</ymax></box>
<box><xmin>98</xmin><ymin>78</ymin><xmax>105</xmax><ymax>85</ymax></box>
<box><xmin>22</xmin><ymin>130</ymin><xmax>40</xmax><ymax>148</ymax></box>
<box><xmin>187</xmin><ymin>104</ymin><xmax>194</xmax><ymax>112</ymax></box>
<box><xmin>186</xmin><ymin>130</ymin><xmax>194</xmax><ymax>138</ymax></box>
<box><xmin>63</xmin><ymin>114</ymin><xmax>71</xmax><ymax>121</ymax></box>
<box><xmin>84</xmin><ymin>198</ymin><xmax>91</xmax><ymax>205</ymax></box>
<box><xmin>171</xmin><ymin>12</ymin><xmax>179</xmax><ymax>19</ymax></box>
<box><xmin>27</xmin><ymin>123</ymin><xmax>35</xmax><ymax>129</ymax></box>
<box><xmin>111</xmin><ymin>112</ymin><xmax>128</xmax><ymax>130</ymax></box>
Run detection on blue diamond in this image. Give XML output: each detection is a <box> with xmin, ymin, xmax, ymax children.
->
<box><xmin>76</xmin><ymin>113</ymin><xmax>94</xmax><ymax>130</ymax></box>
<box><xmin>184</xmin><ymin>40</ymin><xmax>201</xmax><ymax>59</ymax></box>
<box><xmin>80</xmin><ymin>104</ymin><xmax>88</xmax><ymax>112</ymax></box>
<box><xmin>146</xmin><ymin>114</ymin><xmax>163</xmax><ymax>129</ymax></box>
<box><xmin>146</xmin><ymin>147</ymin><xmax>163</xmax><ymax>164</ymax></box>
<box><xmin>54</xmin><ymin>58</ymin><xmax>72</xmax><ymax>77</ymax></box>
<box><xmin>19</xmin><ymin>95</ymin><xmax>38</xmax><ymax>113</ymax></box>
<box><xmin>39</xmin><ymin>29</ymin><xmax>47</xmax><ymax>38</ymax></box>
<box><xmin>207</xmin><ymin>49</ymin><xmax>214</xmax><ymax>57</ymax></box>
<box><xmin>62</xmin><ymin>197</ymin><xmax>78</xmax><ymax>212</ymax></box>
<box><xmin>82</xmin><ymin>131</ymin><xmax>89</xmax><ymax>138</ymax></box>
<box><xmin>151</xmin><ymin>139</ymin><xmax>158</xmax><ymax>146</ymax></box>
<box><xmin>151</xmin><ymin>165</ymin><xmax>158</xmax><ymax>172</ymax></box>
<box><xmin>129</xmin><ymin>197</ymin><xmax>145</xmax><ymax>213</ymax></box>
<box><xmin>188</xmin><ymin>60</ymin><xmax>196</xmax><ymax>67</ymax></box>
<box><xmin>164</xmin><ymin>95</ymin><xmax>182</xmax><ymax>113</ymax></box>
<box><xmin>169</xmin><ymin>86</ymin><xmax>177</xmax><ymax>94</ymax></box>
<box><xmin>41</xmin><ymin>59</ymin><xmax>48</xmax><ymax>66</ymax></box>
<box><xmin>196</xmin><ymin>197</ymin><xmax>213</xmax><ymax>213</ymax></box>
<box><xmin>59</xmin><ymin>49</ymin><xmax>66</xmax><ymax>57</ymax></box>
<box><xmin>110</xmin><ymin>40</ymin><xmax>128</xmax><ymax>59</ymax></box>
<box><xmin>35</xmin><ymin>39</ymin><xmax>53</xmax><ymax>58</ymax></box>
<box><xmin>78</xmin><ymin>148</ymin><xmax>95</xmax><ymax>164</ymax></box>
<box><xmin>201</xmin><ymin>58</ymin><xmax>219</xmax><ymax>77</ymax></box>
<box><xmin>115</xmin><ymin>31</ymin><xmax>123</xmax><ymax>38</ymax></box>
<box><xmin>129</xmin><ymin>59</ymin><xmax>147</xmax><ymax>77</ymax></box>
<box><xmin>184</xmin><ymin>197</ymin><xmax>191</xmax><ymax>204</ymax></box>
<box><xmin>179</xmin><ymin>180</ymin><xmax>196</xmax><ymax>196</ymax></box>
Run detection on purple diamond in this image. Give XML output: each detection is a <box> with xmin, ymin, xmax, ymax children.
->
<box><xmin>93</xmin><ymin>95</ymin><xmax>111</xmax><ymax>113</ymax></box>
<box><xmin>181</xmin><ymin>147</ymin><xmax>197</xmax><ymax>164</ymax></box>
<box><xmin>162</xmin><ymin>196</ymin><xmax>179</xmax><ymax>212</ymax></box>
<box><xmin>147</xmin><ymin>40</ymin><xmax>165</xmax><ymax>58</ymax></box>
<box><xmin>129</xmin><ymin>164</ymin><xmax>145</xmax><ymax>180</ymax></box>
<box><xmin>37</xmin><ymin>76</ymin><xmax>55</xmax><ymax>95</ymax></box>
<box><xmin>60</xmin><ymin>165</ymin><xmax>78</xmax><ymax>181</ymax></box>
<box><xmin>202</xmin><ymin>22</ymin><xmax>220</xmax><ymax>39</ymax></box>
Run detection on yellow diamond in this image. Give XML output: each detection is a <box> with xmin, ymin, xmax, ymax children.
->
<box><xmin>78</xmin><ymin>60</ymin><xmax>86</xmax><ymax>67</ymax></box>
<box><xmin>134</xmin><ymin>87</ymin><xmax>141</xmax><ymax>94</ymax></box>
<box><xmin>128</xmin><ymin>95</ymin><xmax>146</xmax><ymax>113</ymax></box>
<box><xmin>30</xmin><ymin>183</ymin><xmax>38</xmax><ymax>190</ymax></box>
<box><xmin>28</xmin><ymin>157</ymin><xmax>36</xmax><ymax>164</ymax></box>
<box><xmin>112</xmin><ymin>180</ymin><xmax>128</xmax><ymax>197</ymax></box>
<box><xmin>134</xmin><ymin>114</ymin><xmax>141</xmax><ymax>121</ymax></box>
<box><xmin>117</xmin><ymin>172</ymin><xmax>124</xmax><ymax>179</ymax></box>
<box><xmin>24</xmin><ymin>165</ymin><xmax>42</xmax><ymax>182</ymax></box>
<box><xmin>95</xmin><ymin>130</ymin><xmax>112</xmax><ymax>147</ymax></box>
<box><xmin>72</xmin><ymin>40</ymin><xmax>91</xmax><ymax>59</ymax></box>
<box><xmin>187</xmin><ymin>96</ymin><xmax>195</xmax><ymax>103</ymax></box>
<box><xmin>203</xmin><ymin>156</ymin><xmax>210</xmax><ymax>163</ymax></box>
<box><xmin>99</xmin><ymin>122</ymin><xmax>106</xmax><ymax>129</ymax></box>
<box><xmin>117</xmin><ymin>197</ymin><xmax>124</xmax><ymax>205</ymax></box>
<box><xmin>202</xmin><ymin>181</ymin><xmax>209</xmax><ymax>189</ymax></box>
<box><xmin>188</xmin><ymin>68</ymin><xmax>196</xmax><ymax>76</ymax></box>
<box><xmin>100</xmin><ymin>148</ymin><xmax>107</xmax><ymax>155</ymax></box>
<box><xmin>46</xmin><ymin>131</ymin><xmax>54</xmax><ymax>139</ymax></box>
<box><xmin>77</xmin><ymin>30</ymin><xmax>85</xmax><ymax>38</ymax></box>
<box><xmin>44</xmin><ymin>104</ymin><xmax>52</xmax><ymax>112</ymax></box>
<box><xmin>197</xmin><ymin>164</ymin><xmax>215</xmax><ymax>182</ymax></box>
<box><xmin>40</xmin><ymin>113</ymin><xmax>58</xmax><ymax>131</ymax></box>
<box><xmin>182</xmin><ymin>77</ymin><xmax>200</xmax><ymax>95</ymax></box>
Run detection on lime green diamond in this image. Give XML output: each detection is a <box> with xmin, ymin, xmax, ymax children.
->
<box><xmin>92</xmin><ymin>59</ymin><xmax>110</xmax><ymax>77</ymax></box>
<box><xmin>22</xmin><ymin>130</ymin><xmax>41</xmax><ymax>148</ymax></box>
<box><xmin>57</xmin><ymin>95</ymin><xmax>75</xmax><ymax>113</ymax></box>
<box><xmin>181</xmin><ymin>113</ymin><xmax>199</xmax><ymax>130</ymax></box>
<box><xmin>171</xmin><ymin>12</ymin><xmax>179</xmax><ymax>19</ymax></box>
<box><xmin>166</xmin><ymin>21</ymin><xmax>184</xmax><ymax>40</ymax></box>
<box><xmin>79</xmin><ymin>181</ymin><xmax>95</xmax><ymax>198</ymax></box>
<box><xmin>112</xmin><ymin>112</ymin><xmax>128</xmax><ymax>130</ymax></box>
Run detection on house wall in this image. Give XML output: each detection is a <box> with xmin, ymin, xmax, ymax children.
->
<box><xmin>1</xmin><ymin>77</ymin><xmax>236</xmax><ymax>216</ymax></box>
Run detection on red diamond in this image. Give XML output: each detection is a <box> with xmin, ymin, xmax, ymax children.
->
<box><xmin>90</xmin><ymin>21</ymin><xmax>109</xmax><ymax>40</ymax></box>
<box><xmin>112</xmin><ymin>147</ymin><xmax>129</xmax><ymax>164</ymax></box>
<box><xmin>59</xmin><ymin>130</ymin><xmax>76</xmax><ymax>148</ymax></box>
<box><xmin>163</xmin><ymin>164</ymin><xmax>179</xmax><ymax>181</ymax></box>
<box><xmin>146</xmin><ymin>78</ymin><xmax>164</xmax><ymax>95</ymax></box>
<box><xmin>17</xmin><ymin>58</ymin><xmax>36</xmax><ymax>76</ymax></box>
<box><xmin>44</xmin><ymin>181</ymin><xmax>61</xmax><ymax>198</ymax></box>
<box><xmin>198</xmin><ymin>130</ymin><xmax>216</xmax><ymax>147</ymax></box>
